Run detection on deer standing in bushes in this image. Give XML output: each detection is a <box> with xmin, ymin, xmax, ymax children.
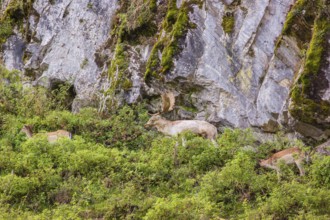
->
<box><xmin>21</xmin><ymin>125</ymin><xmax>72</xmax><ymax>143</ymax></box>
<box><xmin>259</xmin><ymin>147</ymin><xmax>307</xmax><ymax>178</ymax></box>
<box><xmin>144</xmin><ymin>92</ymin><xmax>218</xmax><ymax>145</ymax></box>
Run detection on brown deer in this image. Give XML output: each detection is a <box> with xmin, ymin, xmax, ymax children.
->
<box><xmin>259</xmin><ymin>147</ymin><xmax>306</xmax><ymax>178</ymax></box>
<box><xmin>21</xmin><ymin>125</ymin><xmax>72</xmax><ymax>143</ymax></box>
<box><xmin>145</xmin><ymin>92</ymin><xmax>218</xmax><ymax>143</ymax></box>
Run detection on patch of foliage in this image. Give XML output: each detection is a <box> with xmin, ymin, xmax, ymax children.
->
<box><xmin>1</xmin><ymin>66</ymin><xmax>330</xmax><ymax>219</ymax></box>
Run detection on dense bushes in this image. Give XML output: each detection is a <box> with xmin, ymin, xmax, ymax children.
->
<box><xmin>0</xmin><ymin>66</ymin><xmax>330</xmax><ymax>219</ymax></box>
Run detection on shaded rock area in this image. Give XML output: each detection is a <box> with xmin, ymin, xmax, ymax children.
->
<box><xmin>316</xmin><ymin>139</ymin><xmax>330</xmax><ymax>156</ymax></box>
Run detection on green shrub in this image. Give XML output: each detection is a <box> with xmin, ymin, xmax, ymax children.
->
<box><xmin>1</xmin><ymin>65</ymin><xmax>330</xmax><ymax>219</ymax></box>
<box><xmin>244</xmin><ymin>182</ymin><xmax>330</xmax><ymax>219</ymax></box>
<box><xmin>144</xmin><ymin>194</ymin><xmax>218</xmax><ymax>220</ymax></box>
<box><xmin>200</xmin><ymin>152</ymin><xmax>273</xmax><ymax>217</ymax></box>
<box><xmin>310</xmin><ymin>155</ymin><xmax>330</xmax><ymax>187</ymax></box>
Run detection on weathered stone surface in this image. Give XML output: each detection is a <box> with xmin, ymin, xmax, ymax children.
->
<box><xmin>0</xmin><ymin>0</ymin><xmax>10</xmax><ymax>13</ymax></box>
<box><xmin>169</xmin><ymin>0</ymin><xmax>296</xmax><ymax>131</ymax></box>
<box><xmin>316</xmin><ymin>139</ymin><xmax>330</xmax><ymax>156</ymax></box>
<box><xmin>293</xmin><ymin>121</ymin><xmax>326</xmax><ymax>141</ymax></box>
<box><xmin>2</xmin><ymin>34</ymin><xmax>25</xmax><ymax>70</ymax></box>
<box><xmin>320</xmin><ymin>35</ymin><xmax>330</xmax><ymax>102</ymax></box>
<box><xmin>3</xmin><ymin>0</ymin><xmax>118</xmax><ymax>107</ymax></box>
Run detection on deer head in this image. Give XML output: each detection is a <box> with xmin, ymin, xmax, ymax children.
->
<box><xmin>144</xmin><ymin>114</ymin><xmax>163</xmax><ymax>128</ymax></box>
<box><xmin>21</xmin><ymin>125</ymin><xmax>33</xmax><ymax>138</ymax></box>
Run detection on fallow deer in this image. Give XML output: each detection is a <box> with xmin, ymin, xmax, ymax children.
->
<box><xmin>145</xmin><ymin>92</ymin><xmax>218</xmax><ymax>143</ymax></box>
<box><xmin>259</xmin><ymin>147</ymin><xmax>306</xmax><ymax>177</ymax></box>
<box><xmin>21</xmin><ymin>125</ymin><xmax>72</xmax><ymax>143</ymax></box>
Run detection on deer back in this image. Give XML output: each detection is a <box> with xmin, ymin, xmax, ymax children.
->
<box><xmin>47</xmin><ymin>130</ymin><xmax>72</xmax><ymax>143</ymax></box>
<box><xmin>260</xmin><ymin>147</ymin><xmax>303</xmax><ymax>167</ymax></box>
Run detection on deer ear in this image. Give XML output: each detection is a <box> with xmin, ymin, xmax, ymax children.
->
<box><xmin>161</xmin><ymin>92</ymin><xmax>175</xmax><ymax>112</ymax></box>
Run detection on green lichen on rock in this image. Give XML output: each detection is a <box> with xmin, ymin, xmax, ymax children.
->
<box><xmin>220</xmin><ymin>0</ymin><xmax>240</xmax><ymax>34</ymax></box>
<box><xmin>108</xmin><ymin>41</ymin><xmax>130</xmax><ymax>91</ymax></box>
<box><xmin>0</xmin><ymin>0</ymin><xmax>35</xmax><ymax>44</ymax></box>
<box><xmin>222</xmin><ymin>13</ymin><xmax>235</xmax><ymax>34</ymax></box>
<box><xmin>161</xmin><ymin>2</ymin><xmax>192</xmax><ymax>73</ymax></box>
<box><xmin>107</xmin><ymin>15</ymin><xmax>130</xmax><ymax>95</ymax></box>
<box><xmin>144</xmin><ymin>40</ymin><xmax>163</xmax><ymax>78</ymax></box>
<box><xmin>107</xmin><ymin>0</ymin><xmax>160</xmax><ymax>96</ymax></box>
<box><xmin>289</xmin><ymin>4</ymin><xmax>330</xmax><ymax>126</ymax></box>
<box><xmin>144</xmin><ymin>0</ymin><xmax>202</xmax><ymax>79</ymax></box>
<box><xmin>278</xmin><ymin>0</ymin><xmax>330</xmax><ymax>126</ymax></box>
<box><xmin>0</xmin><ymin>19</ymin><xmax>13</xmax><ymax>44</ymax></box>
<box><xmin>281</xmin><ymin>0</ymin><xmax>321</xmax><ymax>49</ymax></box>
<box><xmin>108</xmin><ymin>0</ymin><xmax>202</xmax><ymax>85</ymax></box>
<box><xmin>125</xmin><ymin>0</ymin><xmax>155</xmax><ymax>33</ymax></box>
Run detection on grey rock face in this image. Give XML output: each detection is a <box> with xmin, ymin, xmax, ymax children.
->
<box><xmin>316</xmin><ymin>139</ymin><xmax>330</xmax><ymax>156</ymax></box>
<box><xmin>3</xmin><ymin>0</ymin><xmax>117</xmax><ymax>108</ymax></box>
<box><xmin>169</xmin><ymin>0</ymin><xmax>298</xmax><ymax>131</ymax></box>
<box><xmin>321</xmin><ymin>36</ymin><xmax>330</xmax><ymax>102</ymax></box>
<box><xmin>0</xmin><ymin>0</ymin><xmax>10</xmax><ymax>13</ymax></box>
<box><xmin>2</xmin><ymin>34</ymin><xmax>25</xmax><ymax>71</ymax></box>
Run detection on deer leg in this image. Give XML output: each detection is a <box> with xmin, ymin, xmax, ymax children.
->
<box><xmin>211</xmin><ymin>139</ymin><xmax>218</xmax><ymax>147</ymax></box>
<box><xmin>181</xmin><ymin>137</ymin><xmax>186</xmax><ymax>147</ymax></box>
<box><xmin>274</xmin><ymin>167</ymin><xmax>281</xmax><ymax>181</ymax></box>
<box><xmin>295</xmin><ymin>160</ymin><xmax>305</xmax><ymax>176</ymax></box>
<box><xmin>276</xmin><ymin>170</ymin><xmax>282</xmax><ymax>181</ymax></box>
<box><xmin>173</xmin><ymin>142</ymin><xmax>179</xmax><ymax>167</ymax></box>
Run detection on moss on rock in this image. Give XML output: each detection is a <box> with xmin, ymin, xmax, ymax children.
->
<box><xmin>144</xmin><ymin>0</ymin><xmax>202</xmax><ymax>79</ymax></box>
<box><xmin>222</xmin><ymin>13</ymin><xmax>235</xmax><ymax>34</ymax></box>
<box><xmin>282</xmin><ymin>0</ymin><xmax>320</xmax><ymax>49</ymax></box>
<box><xmin>107</xmin><ymin>0</ymin><xmax>161</xmax><ymax>95</ymax></box>
<box><xmin>0</xmin><ymin>0</ymin><xmax>35</xmax><ymax>44</ymax></box>
<box><xmin>289</xmin><ymin>4</ymin><xmax>330</xmax><ymax>126</ymax></box>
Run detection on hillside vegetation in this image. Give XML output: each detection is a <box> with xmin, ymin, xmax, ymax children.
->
<box><xmin>0</xmin><ymin>66</ymin><xmax>330</xmax><ymax>219</ymax></box>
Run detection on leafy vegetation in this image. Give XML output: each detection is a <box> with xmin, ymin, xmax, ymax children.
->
<box><xmin>0</xmin><ymin>66</ymin><xmax>330</xmax><ymax>219</ymax></box>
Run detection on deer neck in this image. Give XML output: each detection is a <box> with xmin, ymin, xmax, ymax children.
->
<box><xmin>23</xmin><ymin>128</ymin><xmax>33</xmax><ymax>138</ymax></box>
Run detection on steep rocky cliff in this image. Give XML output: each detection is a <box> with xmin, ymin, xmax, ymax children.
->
<box><xmin>1</xmin><ymin>0</ymin><xmax>329</xmax><ymax>141</ymax></box>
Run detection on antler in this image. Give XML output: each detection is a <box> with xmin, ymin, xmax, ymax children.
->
<box><xmin>147</xmin><ymin>92</ymin><xmax>175</xmax><ymax>116</ymax></box>
<box><xmin>161</xmin><ymin>92</ymin><xmax>175</xmax><ymax>113</ymax></box>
